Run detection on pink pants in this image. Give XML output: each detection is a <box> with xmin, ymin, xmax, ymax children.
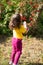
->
<box><xmin>10</xmin><ymin>38</ymin><xmax>22</xmax><ymax>64</ymax></box>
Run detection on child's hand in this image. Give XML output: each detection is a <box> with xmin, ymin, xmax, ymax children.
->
<box><xmin>23</xmin><ymin>21</ymin><xmax>29</xmax><ymax>32</ymax></box>
<box><xmin>23</xmin><ymin>21</ymin><xmax>27</xmax><ymax>29</ymax></box>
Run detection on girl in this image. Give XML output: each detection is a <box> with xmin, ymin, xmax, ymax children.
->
<box><xmin>9</xmin><ymin>13</ymin><xmax>28</xmax><ymax>65</ymax></box>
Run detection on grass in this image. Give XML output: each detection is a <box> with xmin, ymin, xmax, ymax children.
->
<box><xmin>0</xmin><ymin>36</ymin><xmax>43</xmax><ymax>65</ymax></box>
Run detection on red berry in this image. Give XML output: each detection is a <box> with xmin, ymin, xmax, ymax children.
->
<box><xmin>36</xmin><ymin>10</ymin><xmax>40</xmax><ymax>12</ymax></box>
<box><xmin>29</xmin><ymin>1</ymin><xmax>33</xmax><ymax>5</ymax></box>
<box><xmin>29</xmin><ymin>17</ymin><xmax>33</xmax><ymax>21</ymax></box>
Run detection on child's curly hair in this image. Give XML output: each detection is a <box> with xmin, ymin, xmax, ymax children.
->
<box><xmin>9</xmin><ymin>14</ymin><xmax>21</xmax><ymax>30</ymax></box>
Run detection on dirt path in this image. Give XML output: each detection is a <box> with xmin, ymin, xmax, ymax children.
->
<box><xmin>0</xmin><ymin>36</ymin><xmax>43</xmax><ymax>65</ymax></box>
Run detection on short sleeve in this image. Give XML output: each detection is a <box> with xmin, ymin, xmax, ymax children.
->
<box><xmin>20</xmin><ymin>25</ymin><xmax>26</xmax><ymax>33</ymax></box>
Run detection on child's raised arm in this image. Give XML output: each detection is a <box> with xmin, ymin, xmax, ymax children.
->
<box><xmin>23</xmin><ymin>21</ymin><xmax>29</xmax><ymax>33</ymax></box>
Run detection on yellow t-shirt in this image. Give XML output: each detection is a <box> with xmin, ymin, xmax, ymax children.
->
<box><xmin>13</xmin><ymin>25</ymin><xmax>26</xmax><ymax>39</ymax></box>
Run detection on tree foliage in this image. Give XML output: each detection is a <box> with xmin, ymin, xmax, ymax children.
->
<box><xmin>0</xmin><ymin>0</ymin><xmax>43</xmax><ymax>37</ymax></box>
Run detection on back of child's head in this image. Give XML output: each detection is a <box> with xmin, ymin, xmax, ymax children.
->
<box><xmin>9</xmin><ymin>13</ymin><xmax>21</xmax><ymax>30</ymax></box>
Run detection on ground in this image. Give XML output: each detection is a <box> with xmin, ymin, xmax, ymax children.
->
<box><xmin>0</xmin><ymin>36</ymin><xmax>43</xmax><ymax>65</ymax></box>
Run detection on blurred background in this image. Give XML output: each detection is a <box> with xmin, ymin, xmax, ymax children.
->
<box><xmin>0</xmin><ymin>0</ymin><xmax>43</xmax><ymax>65</ymax></box>
<box><xmin>0</xmin><ymin>0</ymin><xmax>43</xmax><ymax>38</ymax></box>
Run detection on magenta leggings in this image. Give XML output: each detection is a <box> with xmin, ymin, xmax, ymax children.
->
<box><xmin>10</xmin><ymin>38</ymin><xmax>22</xmax><ymax>64</ymax></box>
